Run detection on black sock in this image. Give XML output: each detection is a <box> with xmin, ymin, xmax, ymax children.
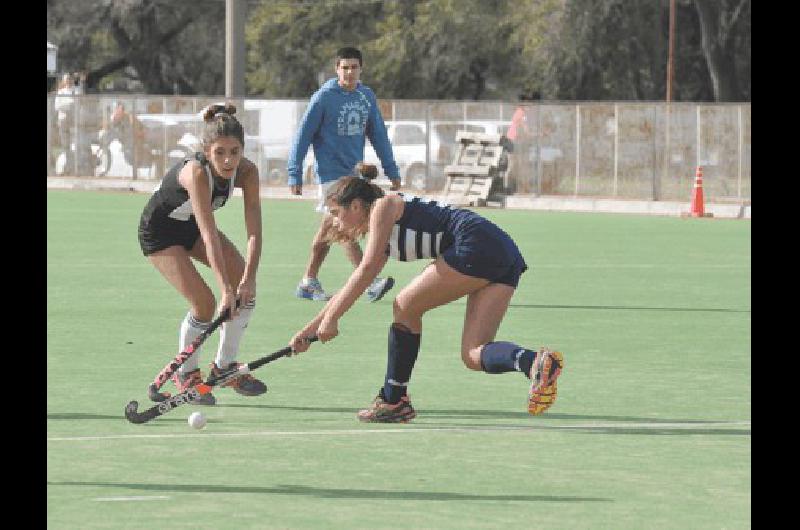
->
<box><xmin>383</xmin><ymin>324</ymin><xmax>421</xmax><ymax>404</ymax></box>
<box><xmin>480</xmin><ymin>341</ymin><xmax>536</xmax><ymax>377</ymax></box>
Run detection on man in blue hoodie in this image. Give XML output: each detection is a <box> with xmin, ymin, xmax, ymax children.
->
<box><xmin>288</xmin><ymin>47</ymin><xmax>400</xmax><ymax>302</ymax></box>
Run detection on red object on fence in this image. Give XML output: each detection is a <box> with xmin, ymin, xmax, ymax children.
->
<box><xmin>689</xmin><ymin>166</ymin><xmax>705</xmax><ymax>217</ymax></box>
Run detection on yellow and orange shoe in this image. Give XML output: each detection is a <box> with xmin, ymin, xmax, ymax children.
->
<box><xmin>528</xmin><ymin>348</ymin><xmax>563</xmax><ymax>415</ymax></box>
<box><xmin>357</xmin><ymin>393</ymin><xmax>416</xmax><ymax>423</ymax></box>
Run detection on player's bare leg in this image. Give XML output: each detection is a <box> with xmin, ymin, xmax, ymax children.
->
<box><xmin>358</xmin><ymin>258</ymin><xmax>486</xmax><ymax>422</ymax></box>
<box><xmin>461</xmin><ymin>279</ymin><xmax>563</xmax><ymax>415</ymax></box>
<box><xmin>191</xmin><ymin>232</ymin><xmax>266</xmax><ymax>396</ymax></box>
<box><xmin>147</xmin><ymin>245</ymin><xmax>218</xmax><ymax>404</ymax></box>
<box><xmin>296</xmin><ymin>215</ymin><xmax>333</xmax><ymax>301</ymax></box>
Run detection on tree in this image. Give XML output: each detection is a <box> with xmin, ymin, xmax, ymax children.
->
<box><xmin>47</xmin><ymin>0</ymin><xmax>225</xmax><ymax>95</ymax></box>
<box><xmin>365</xmin><ymin>0</ymin><xmax>424</xmax><ymax>99</ymax></box>
<box><xmin>507</xmin><ymin>0</ymin><xmax>749</xmax><ymax>102</ymax></box>
<box><xmin>246</xmin><ymin>0</ymin><xmax>518</xmax><ymax>101</ymax></box>
<box><xmin>509</xmin><ymin>0</ymin><xmax>670</xmax><ymax>101</ymax></box>
<box><xmin>398</xmin><ymin>0</ymin><xmax>518</xmax><ymax>100</ymax></box>
<box><xmin>246</xmin><ymin>0</ymin><xmax>383</xmax><ymax>97</ymax></box>
<box><xmin>103</xmin><ymin>1</ymin><xmax>200</xmax><ymax>94</ymax></box>
<box><xmin>506</xmin><ymin>0</ymin><xmax>563</xmax><ymax>99</ymax></box>
<box><xmin>47</xmin><ymin>0</ymin><xmax>115</xmax><ymax>88</ymax></box>
<box><xmin>48</xmin><ymin>0</ymin><xmax>749</xmax><ymax>102</ymax></box>
<box><xmin>375</xmin><ymin>0</ymin><xmax>511</xmax><ymax>100</ymax></box>
<box><xmin>693</xmin><ymin>0</ymin><xmax>750</xmax><ymax>101</ymax></box>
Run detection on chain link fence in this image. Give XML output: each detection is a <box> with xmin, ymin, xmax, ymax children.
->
<box><xmin>47</xmin><ymin>95</ymin><xmax>750</xmax><ymax>203</ymax></box>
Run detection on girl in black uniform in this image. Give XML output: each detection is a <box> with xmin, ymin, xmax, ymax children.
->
<box><xmin>138</xmin><ymin>103</ymin><xmax>266</xmax><ymax>405</ymax></box>
<box><xmin>289</xmin><ymin>163</ymin><xmax>564</xmax><ymax>422</ymax></box>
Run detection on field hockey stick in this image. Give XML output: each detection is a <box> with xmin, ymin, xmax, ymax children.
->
<box><xmin>125</xmin><ymin>337</ymin><xmax>318</xmax><ymax>424</ymax></box>
<box><xmin>147</xmin><ymin>301</ymin><xmax>240</xmax><ymax>403</ymax></box>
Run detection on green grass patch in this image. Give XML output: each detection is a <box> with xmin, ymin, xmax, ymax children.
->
<box><xmin>47</xmin><ymin>190</ymin><xmax>750</xmax><ymax>529</ymax></box>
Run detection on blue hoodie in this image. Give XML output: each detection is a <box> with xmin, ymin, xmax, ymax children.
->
<box><xmin>287</xmin><ymin>78</ymin><xmax>400</xmax><ymax>186</ymax></box>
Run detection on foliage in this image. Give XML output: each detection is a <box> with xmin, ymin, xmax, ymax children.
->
<box><xmin>372</xmin><ymin>0</ymin><xmax>520</xmax><ymax>100</ymax></box>
<box><xmin>48</xmin><ymin>0</ymin><xmax>224</xmax><ymax>95</ymax></box>
<box><xmin>245</xmin><ymin>0</ymin><xmax>383</xmax><ymax>98</ymax></box>
<box><xmin>508</xmin><ymin>0</ymin><xmax>748</xmax><ymax>101</ymax></box>
<box><xmin>693</xmin><ymin>0</ymin><xmax>750</xmax><ymax>101</ymax></box>
<box><xmin>47</xmin><ymin>0</ymin><xmax>750</xmax><ymax>102</ymax></box>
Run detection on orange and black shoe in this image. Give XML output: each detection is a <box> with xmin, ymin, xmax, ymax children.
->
<box><xmin>528</xmin><ymin>348</ymin><xmax>564</xmax><ymax>415</ymax></box>
<box><xmin>357</xmin><ymin>392</ymin><xmax>416</xmax><ymax>423</ymax></box>
<box><xmin>171</xmin><ymin>368</ymin><xmax>216</xmax><ymax>406</ymax></box>
<box><xmin>209</xmin><ymin>362</ymin><xmax>268</xmax><ymax>397</ymax></box>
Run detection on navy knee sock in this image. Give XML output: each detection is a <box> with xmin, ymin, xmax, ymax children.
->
<box><xmin>479</xmin><ymin>341</ymin><xmax>536</xmax><ymax>377</ymax></box>
<box><xmin>383</xmin><ymin>324</ymin><xmax>421</xmax><ymax>404</ymax></box>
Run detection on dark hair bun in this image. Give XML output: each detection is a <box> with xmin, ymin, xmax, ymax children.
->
<box><xmin>203</xmin><ymin>103</ymin><xmax>237</xmax><ymax>122</ymax></box>
<box><xmin>355</xmin><ymin>162</ymin><xmax>378</xmax><ymax>181</ymax></box>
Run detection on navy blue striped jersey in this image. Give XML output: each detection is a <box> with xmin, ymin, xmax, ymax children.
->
<box><xmin>143</xmin><ymin>153</ymin><xmax>237</xmax><ymax>223</ymax></box>
<box><xmin>386</xmin><ymin>194</ymin><xmax>483</xmax><ymax>261</ymax></box>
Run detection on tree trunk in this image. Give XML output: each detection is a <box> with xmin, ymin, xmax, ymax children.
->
<box><xmin>693</xmin><ymin>0</ymin><xmax>742</xmax><ymax>101</ymax></box>
<box><xmin>104</xmin><ymin>2</ymin><xmax>198</xmax><ymax>95</ymax></box>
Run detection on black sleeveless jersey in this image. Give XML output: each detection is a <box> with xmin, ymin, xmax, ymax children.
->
<box><xmin>137</xmin><ymin>153</ymin><xmax>239</xmax><ymax>255</ymax></box>
<box><xmin>140</xmin><ymin>152</ymin><xmax>237</xmax><ymax>225</ymax></box>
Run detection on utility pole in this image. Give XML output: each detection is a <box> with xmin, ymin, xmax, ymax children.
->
<box><xmin>659</xmin><ymin>0</ymin><xmax>677</xmax><ymax>201</ymax></box>
<box><xmin>225</xmin><ymin>0</ymin><xmax>246</xmax><ymax>98</ymax></box>
<box><xmin>666</xmin><ymin>0</ymin><xmax>676</xmax><ymax>102</ymax></box>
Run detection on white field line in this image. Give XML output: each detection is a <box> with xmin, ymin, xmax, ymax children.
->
<box><xmin>50</xmin><ymin>263</ymin><xmax>749</xmax><ymax>269</ymax></box>
<box><xmin>93</xmin><ymin>496</ymin><xmax>170</xmax><ymax>502</ymax></box>
<box><xmin>48</xmin><ymin>421</ymin><xmax>750</xmax><ymax>442</ymax></box>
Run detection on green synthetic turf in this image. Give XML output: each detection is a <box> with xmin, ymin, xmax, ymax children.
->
<box><xmin>47</xmin><ymin>190</ymin><xmax>751</xmax><ymax>529</ymax></box>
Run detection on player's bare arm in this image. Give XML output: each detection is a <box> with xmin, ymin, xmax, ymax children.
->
<box><xmin>180</xmin><ymin>161</ymin><xmax>235</xmax><ymax>315</ymax></box>
<box><xmin>236</xmin><ymin>158</ymin><xmax>262</xmax><ymax>305</ymax></box>
<box><xmin>313</xmin><ymin>196</ymin><xmax>401</xmax><ymax>342</ymax></box>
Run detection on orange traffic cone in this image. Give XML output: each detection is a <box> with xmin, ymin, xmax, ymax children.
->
<box><xmin>689</xmin><ymin>166</ymin><xmax>705</xmax><ymax>217</ymax></box>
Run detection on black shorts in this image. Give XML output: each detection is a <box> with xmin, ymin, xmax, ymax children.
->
<box><xmin>441</xmin><ymin>220</ymin><xmax>528</xmax><ymax>288</ymax></box>
<box><xmin>138</xmin><ymin>212</ymin><xmax>201</xmax><ymax>256</ymax></box>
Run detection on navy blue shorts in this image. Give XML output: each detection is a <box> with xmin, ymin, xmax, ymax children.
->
<box><xmin>441</xmin><ymin>219</ymin><xmax>528</xmax><ymax>288</ymax></box>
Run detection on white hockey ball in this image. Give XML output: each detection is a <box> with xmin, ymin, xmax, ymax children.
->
<box><xmin>188</xmin><ymin>411</ymin><xmax>207</xmax><ymax>429</ymax></box>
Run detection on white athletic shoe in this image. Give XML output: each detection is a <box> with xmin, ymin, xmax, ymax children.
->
<box><xmin>365</xmin><ymin>277</ymin><xmax>395</xmax><ymax>303</ymax></box>
<box><xmin>295</xmin><ymin>278</ymin><xmax>332</xmax><ymax>301</ymax></box>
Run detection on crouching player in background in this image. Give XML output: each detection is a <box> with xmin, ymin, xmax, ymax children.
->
<box><xmin>289</xmin><ymin>163</ymin><xmax>564</xmax><ymax>422</ymax></box>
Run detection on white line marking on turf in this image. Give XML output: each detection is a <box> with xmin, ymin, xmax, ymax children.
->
<box><xmin>53</xmin><ymin>263</ymin><xmax>750</xmax><ymax>269</ymax></box>
<box><xmin>47</xmin><ymin>421</ymin><xmax>750</xmax><ymax>442</ymax></box>
<box><xmin>93</xmin><ymin>496</ymin><xmax>170</xmax><ymax>502</ymax></box>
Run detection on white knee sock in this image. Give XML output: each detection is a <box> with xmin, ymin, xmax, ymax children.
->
<box><xmin>177</xmin><ymin>312</ymin><xmax>211</xmax><ymax>374</ymax></box>
<box><xmin>215</xmin><ymin>300</ymin><xmax>255</xmax><ymax>369</ymax></box>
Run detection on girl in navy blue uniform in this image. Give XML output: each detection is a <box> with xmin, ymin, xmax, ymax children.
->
<box><xmin>290</xmin><ymin>163</ymin><xmax>564</xmax><ymax>422</ymax></box>
<box><xmin>138</xmin><ymin>103</ymin><xmax>266</xmax><ymax>404</ymax></box>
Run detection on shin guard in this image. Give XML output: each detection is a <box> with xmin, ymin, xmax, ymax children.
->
<box><xmin>214</xmin><ymin>299</ymin><xmax>255</xmax><ymax>369</ymax></box>
<box><xmin>479</xmin><ymin>341</ymin><xmax>535</xmax><ymax>376</ymax></box>
<box><xmin>383</xmin><ymin>324</ymin><xmax>421</xmax><ymax>404</ymax></box>
<box><xmin>177</xmin><ymin>312</ymin><xmax>211</xmax><ymax>374</ymax></box>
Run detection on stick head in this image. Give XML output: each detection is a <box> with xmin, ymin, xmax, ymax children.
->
<box><xmin>124</xmin><ymin>400</ymin><xmax>160</xmax><ymax>424</ymax></box>
<box><xmin>124</xmin><ymin>401</ymin><xmax>144</xmax><ymax>423</ymax></box>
